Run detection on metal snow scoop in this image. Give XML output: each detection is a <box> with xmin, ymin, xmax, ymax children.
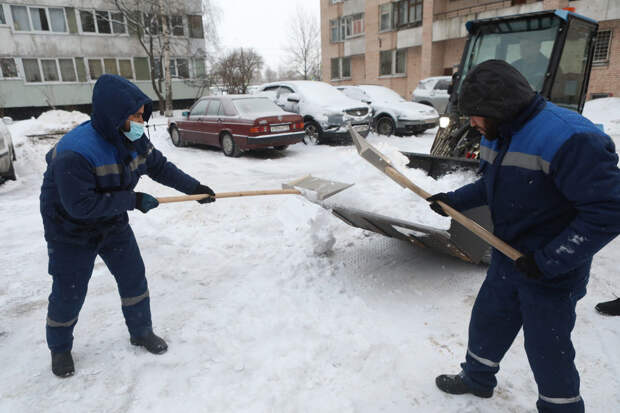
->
<box><xmin>156</xmin><ymin>175</ymin><xmax>354</xmax><ymax>204</ymax></box>
<box><xmin>346</xmin><ymin>124</ymin><xmax>523</xmax><ymax>263</ymax></box>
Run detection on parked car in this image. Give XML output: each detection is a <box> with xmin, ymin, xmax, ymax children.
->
<box><xmin>258</xmin><ymin>81</ymin><xmax>372</xmax><ymax>145</ymax></box>
<box><xmin>338</xmin><ymin>85</ymin><xmax>439</xmax><ymax>136</ymax></box>
<box><xmin>167</xmin><ymin>95</ymin><xmax>305</xmax><ymax>157</ymax></box>
<box><xmin>412</xmin><ymin>76</ymin><xmax>452</xmax><ymax>114</ymax></box>
<box><xmin>0</xmin><ymin>118</ymin><xmax>16</xmax><ymax>183</ymax></box>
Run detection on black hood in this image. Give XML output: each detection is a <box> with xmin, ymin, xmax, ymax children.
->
<box><xmin>458</xmin><ymin>60</ymin><xmax>536</xmax><ymax>123</ymax></box>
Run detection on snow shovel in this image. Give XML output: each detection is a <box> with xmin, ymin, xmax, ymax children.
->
<box><xmin>156</xmin><ymin>175</ymin><xmax>353</xmax><ymax>204</ymax></box>
<box><xmin>347</xmin><ymin>124</ymin><xmax>523</xmax><ymax>262</ymax></box>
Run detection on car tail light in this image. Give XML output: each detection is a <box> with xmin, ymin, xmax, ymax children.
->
<box><xmin>293</xmin><ymin>121</ymin><xmax>304</xmax><ymax>130</ymax></box>
<box><xmin>249</xmin><ymin>125</ymin><xmax>269</xmax><ymax>134</ymax></box>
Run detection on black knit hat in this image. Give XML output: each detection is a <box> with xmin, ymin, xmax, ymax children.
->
<box><xmin>458</xmin><ymin>59</ymin><xmax>536</xmax><ymax>122</ymax></box>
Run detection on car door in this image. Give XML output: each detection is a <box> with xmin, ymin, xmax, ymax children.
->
<box><xmin>203</xmin><ymin>98</ymin><xmax>223</xmax><ymax>146</ymax></box>
<box><xmin>277</xmin><ymin>86</ymin><xmax>300</xmax><ymax>114</ymax></box>
<box><xmin>182</xmin><ymin>99</ymin><xmax>209</xmax><ymax>143</ymax></box>
<box><xmin>432</xmin><ymin>79</ymin><xmax>451</xmax><ymax>113</ymax></box>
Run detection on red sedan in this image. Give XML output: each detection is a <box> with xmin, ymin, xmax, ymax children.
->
<box><xmin>167</xmin><ymin>95</ymin><xmax>305</xmax><ymax>157</ymax></box>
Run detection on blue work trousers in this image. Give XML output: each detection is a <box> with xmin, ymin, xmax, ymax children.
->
<box><xmin>46</xmin><ymin>225</ymin><xmax>152</xmax><ymax>353</ymax></box>
<box><xmin>461</xmin><ymin>268</ymin><xmax>587</xmax><ymax>413</ymax></box>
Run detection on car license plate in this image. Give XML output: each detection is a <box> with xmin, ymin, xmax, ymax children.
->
<box><xmin>271</xmin><ymin>124</ymin><xmax>290</xmax><ymax>132</ymax></box>
<box><xmin>353</xmin><ymin>124</ymin><xmax>369</xmax><ymax>131</ymax></box>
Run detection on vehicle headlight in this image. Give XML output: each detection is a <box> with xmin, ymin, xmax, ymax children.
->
<box><xmin>439</xmin><ymin>116</ymin><xmax>450</xmax><ymax>128</ymax></box>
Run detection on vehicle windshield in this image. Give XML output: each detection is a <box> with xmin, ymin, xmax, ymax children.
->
<box><xmin>359</xmin><ymin>85</ymin><xmax>405</xmax><ymax>103</ymax></box>
<box><xmin>294</xmin><ymin>82</ymin><xmax>355</xmax><ymax>104</ymax></box>
<box><xmin>232</xmin><ymin>97</ymin><xmax>283</xmax><ymax>114</ymax></box>
<box><xmin>459</xmin><ymin>15</ymin><xmax>562</xmax><ymax>92</ymax></box>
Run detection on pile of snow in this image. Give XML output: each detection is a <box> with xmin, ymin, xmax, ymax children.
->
<box><xmin>583</xmin><ymin>97</ymin><xmax>620</xmax><ymax>136</ymax></box>
<box><xmin>8</xmin><ymin>110</ymin><xmax>89</xmax><ymax>146</ymax></box>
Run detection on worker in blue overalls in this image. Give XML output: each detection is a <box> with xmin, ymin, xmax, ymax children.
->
<box><xmin>428</xmin><ymin>60</ymin><xmax>620</xmax><ymax>412</ymax></box>
<box><xmin>40</xmin><ymin>74</ymin><xmax>216</xmax><ymax>377</ymax></box>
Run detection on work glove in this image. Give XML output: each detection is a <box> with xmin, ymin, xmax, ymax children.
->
<box><xmin>192</xmin><ymin>184</ymin><xmax>216</xmax><ymax>204</ymax></box>
<box><xmin>515</xmin><ymin>253</ymin><xmax>543</xmax><ymax>280</ymax></box>
<box><xmin>135</xmin><ymin>192</ymin><xmax>159</xmax><ymax>213</ymax></box>
<box><xmin>427</xmin><ymin>192</ymin><xmax>452</xmax><ymax>217</ymax></box>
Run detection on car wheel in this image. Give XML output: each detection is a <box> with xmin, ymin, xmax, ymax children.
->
<box><xmin>376</xmin><ymin>116</ymin><xmax>395</xmax><ymax>136</ymax></box>
<box><xmin>303</xmin><ymin>121</ymin><xmax>321</xmax><ymax>145</ymax></box>
<box><xmin>274</xmin><ymin>145</ymin><xmax>288</xmax><ymax>151</ymax></box>
<box><xmin>221</xmin><ymin>133</ymin><xmax>241</xmax><ymax>157</ymax></box>
<box><xmin>170</xmin><ymin>125</ymin><xmax>185</xmax><ymax>147</ymax></box>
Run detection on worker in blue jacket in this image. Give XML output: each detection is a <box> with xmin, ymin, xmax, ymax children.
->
<box><xmin>40</xmin><ymin>74</ymin><xmax>216</xmax><ymax>378</ymax></box>
<box><xmin>428</xmin><ymin>60</ymin><xmax>620</xmax><ymax>412</ymax></box>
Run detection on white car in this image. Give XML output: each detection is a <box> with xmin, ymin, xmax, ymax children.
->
<box><xmin>0</xmin><ymin>118</ymin><xmax>16</xmax><ymax>183</ymax></box>
<box><xmin>338</xmin><ymin>85</ymin><xmax>439</xmax><ymax>136</ymax></box>
<box><xmin>258</xmin><ymin>81</ymin><xmax>372</xmax><ymax>145</ymax></box>
<box><xmin>412</xmin><ymin>76</ymin><xmax>452</xmax><ymax>114</ymax></box>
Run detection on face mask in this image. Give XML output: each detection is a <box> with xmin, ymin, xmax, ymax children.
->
<box><xmin>122</xmin><ymin>121</ymin><xmax>145</xmax><ymax>142</ymax></box>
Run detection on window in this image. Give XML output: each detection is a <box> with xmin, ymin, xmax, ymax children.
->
<box><xmin>41</xmin><ymin>59</ymin><xmax>60</xmax><ymax>81</ymax></box>
<box><xmin>133</xmin><ymin>57</ymin><xmax>150</xmax><ymax>80</ymax></box>
<box><xmin>0</xmin><ymin>58</ymin><xmax>18</xmax><ymax>78</ymax></box>
<box><xmin>104</xmin><ymin>58</ymin><xmax>118</xmax><ymax>75</ymax></box>
<box><xmin>0</xmin><ymin>5</ymin><xmax>5</xmax><ymax>25</ymax></box>
<box><xmin>23</xmin><ymin>59</ymin><xmax>42</xmax><ymax>82</ymax></box>
<box><xmin>80</xmin><ymin>10</ymin><xmax>125</xmax><ymax>34</ymax></box>
<box><xmin>49</xmin><ymin>8</ymin><xmax>66</xmax><ymax>32</ymax></box>
<box><xmin>11</xmin><ymin>6</ymin><xmax>31</xmax><ymax>31</ymax></box>
<box><xmin>330</xmin><ymin>18</ymin><xmax>347</xmax><ymax>42</ymax></box>
<box><xmin>395</xmin><ymin>0</ymin><xmax>422</xmax><ymax>28</ymax></box>
<box><xmin>118</xmin><ymin>59</ymin><xmax>133</xmax><ymax>79</ymax></box>
<box><xmin>331</xmin><ymin>57</ymin><xmax>351</xmax><ymax>80</ymax></box>
<box><xmin>170</xmin><ymin>15</ymin><xmax>184</xmax><ymax>36</ymax></box>
<box><xmin>88</xmin><ymin>59</ymin><xmax>103</xmax><ymax>80</ymax></box>
<box><xmin>193</xmin><ymin>58</ymin><xmax>206</xmax><ymax>78</ymax></box>
<box><xmin>188</xmin><ymin>15</ymin><xmax>204</xmax><ymax>38</ymax></box>
<box><xmin>190</xmin><ymin>100</ymin><xmax>208</xmax><ymax>116</ymax></box>
<box><xmin>59</xmin><ymin>59</ymin><xmax>77</xmax><ymax>81</ymax></box>
<box><xmin>380</xmin><ymin>49</ymin><xmax>406</xmax><ymax>76</ymax></box>
<box><xmin>30</xmin><ymin>7</ymin><xmax>50</xmax><ymax>31</ymax></box>
<box><xmin>344</xmin><ymin>14</ymin><xmax>364</xmax><ymax>38</ymax></box>
<box><xmin>331</xmin><ymin>0</ymin><xmax>343</xmax><ymax>3</ymax></box>
<box><xmin>593</xmin><ymin>30</ymin><xmax>612</xmax><ymax>64</ymax></box>
<box><xmin>206</xmin><ymin>100</ymin><xmax>221</xmax><ymax>116</ymax></box>
<box><xmin>176</xmin><ymin>58</ymin><xmax>189</xmax><ymax>78</ymax></box>
<box><xmin>379</xmin><ymin>3</ymin><xmax>393</xmax><ymax>32</ymax></box>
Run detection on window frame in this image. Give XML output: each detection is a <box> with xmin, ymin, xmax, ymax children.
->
<box><xmin>10</xmin><ymin>4</ymin><xmax>69</xmax><ymax>34</ymax></box>
<box><xmin>0</xmin><ymin>4</ymin><xmax>7</xmax><ymax>26</ymax></box>
<box><xmin>20</xmin><ymin>57</ymin><xmax>82</xmax><ymax>84</ymax></box>
<box><xmin>395</xmin><ymin>0</ymin><xmax>423</xmax><ymax>29</ymax></box>
<box><xmin>344</xmin><ymin>13</ymin><xmax>364</xmax><ymax>39</ymax></box>
<box><xmin>379</xmin><ymin>49</ymin><xmax>407</xmax><ymax>77</ymax></box>
<box><xmin>86</xmin><ymin>57</ymin><xmax>135</xmax><ymax>81</ymax></box>
<box><xmin>331</xmin><ymin>56</ymin><xmax>352</xmax><ymax>81</ymax></box>
<box><xmin>593</xmin><ymin>30</ymin><xmax>612</xmax><ymax>65</ymax></box>
<box><xmin>77</xmin><ymin>9</ymin><xmax>127</xmax><ymax>36</ymax></box>
<box><xmin>379</xmin><ymin>3</ymin><xmax>393</xmax><ymax>32</ymax></box>
<box><xmin>0</xmin><ymin>57</ymin><xmax>19</xmax><ymax>79</ymax></box>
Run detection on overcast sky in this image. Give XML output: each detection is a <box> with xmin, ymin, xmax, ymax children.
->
<box><xmin>212</xmin><ymin>0</ymin><xmax>321</xmax><ymax>71</ymax></box>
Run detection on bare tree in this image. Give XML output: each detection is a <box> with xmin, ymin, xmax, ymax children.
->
<box><xmin>111</xmin><ymin>0</ymin><xmax>216</xmax><ymax>115</ymax></box>
<box><xmin>215</xmin><ymin>48</ymin><xmax>264</xmax><ymax>94</ymax></box>
<box><xmin>263</xmin><ymin>67</ymin><xmax>278</xmax><ymax>83</ymax></box>
<box><xmin>285</xmin><ymin>6</ymin><xmax>321</xmax><ymax>80</ymax></box>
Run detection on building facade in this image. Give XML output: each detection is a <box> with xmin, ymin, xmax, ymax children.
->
<box><xmin>0</xmin><ymin>0</ymin><xmax>207</xmax><ymax>118</ymax></box>
<box><xmin>321</xmin><ymin>0</ymin><xmax>620</xmax><ymax>101</ymax></box>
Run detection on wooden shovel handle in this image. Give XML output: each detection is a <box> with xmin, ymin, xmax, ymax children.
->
<box><xmin>157</xmin><ymin>189</ymin><xmax>301</xmax><ymax>204</ymax></box>
<box><xmin>384</xmin><ymin>166</ymin><xmax>523</xmax><ymax>261</ymax></box>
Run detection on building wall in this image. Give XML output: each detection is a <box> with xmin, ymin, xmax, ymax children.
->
<box><xmin>321</xmin><ymin>0</ymin><xmax>620</xmax><ymax>101</ymax></box>
<box><xmin>0</xmin><ymin>0</ymin><xmax>206</xmax><ymax>113</ymax></box>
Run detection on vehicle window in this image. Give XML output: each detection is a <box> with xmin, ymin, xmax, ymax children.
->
<box><xmin>340</xmin><ymin>87</ymin><xmax>366</xmax><ymax>101</ymax></box>
<box><xmin>278</xmin><ymin>86</ymin><xmax>294</xmax><ymax>98</ymax></box>
<box><xmin>190</xmin><ymin>100</ymin><xmax>208</xmax><ymax>116</ymax></box>
<box><xmin>434</xmin><ymin>79</ymin><xmax>451</xmax><ymax>91</ymax></box>
<box><xmin>232</xmin><ymin>97</ymin><xmax>283</xmax><ymax>115</ymax></box>
<box><xmin>206</xmin><ymin>100</ymin><xmax>222</xmax><ymax>116</ymax></box>
<box><xmin>416</xmin><ymin>79</ymin><xmax>434</xmax><ymax>90</ymax></box>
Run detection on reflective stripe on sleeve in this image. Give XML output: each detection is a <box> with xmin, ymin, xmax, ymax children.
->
<box><xmin>539</xmin><ymin>394</ymin><xmax>582</xmax><ymax>405</ymax></box>
<box><xmin>46</xmin><ymin>316</ymin><xmax>78</xmax><ymax>327</ymax></box>
<box><xmin>121</xmin><ymin>289</ymin><xmax>149</xmax><ymax>306</ymax></box>
<box><xmin>479</xmin><ymin>146</ymin><xmax>498</xmax><ymax>164</ymax></box>
<box><xmin>94</xmin><ymin>163</ymin><xmax>122</xmax><ymax>176</ymax></box>
<box><xmin>467</xmin><ymin>348</ymin><xmax>500</xmax><ymax>368</ymax></box>
<box><xmin>502</xmin><ymin>151</ymin><xmax>550</xmax><ymax>174</ymax></box>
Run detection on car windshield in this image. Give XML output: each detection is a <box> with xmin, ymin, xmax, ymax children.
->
<box><xmin>359</xmin><ymin>86</ymin><xmax>405</xmax><ymax>103</ymax></box>
<box><xmin>294</xmin><ymin>82</ymin><xmax>354</xmax><ymax>104</ymax></box>
<box><xmin>232</xmin><ymin>97</ymin><xmax>283</xmax><ymax>114</ymax></box>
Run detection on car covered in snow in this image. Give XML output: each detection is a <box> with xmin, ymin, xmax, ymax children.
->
<box><xmin>338</xmin><ymin>85</ymin><xmax>439</xmax><ymax>136</ymax></box>
<box><xmin>0</xmin><ymin>118</ymin><xmax>16</xmax><ymax>183</ymax></box>
<box><xmin>411</xmin><ymin>76</ymin><xmax>452</xmax><ymax>114</ymax></box>
<box><xmin>258</xmin><ymin>80</ymin><xmax>372</xmax><ymax>145</ymax></box>
<box><xmin>167</xmin><ymin>95</ymin><xmax>305</xmax><ymax>157</ymax></box>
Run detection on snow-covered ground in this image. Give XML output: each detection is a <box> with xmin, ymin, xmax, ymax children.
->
<box><xmin>1</xmin><ymin>107</ymin><xmax>619</xmax><ymax>412</ymax></box>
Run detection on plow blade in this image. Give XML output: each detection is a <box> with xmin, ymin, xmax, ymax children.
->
<box><xmin>331</xmin><ymin>205</ymin><xmax>493</xmax><ymax>264</ymax></box>
<box><xmin>401</xmin><ymin>152</ymin><xmax>480</xmax><ymax>180</ymax></box>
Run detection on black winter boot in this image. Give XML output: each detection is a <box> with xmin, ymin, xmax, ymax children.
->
<box><xmin>436</xmin><ymin>372</ymin><xmax>493</xmax><ymax>398</ymax></box>
<box><xmin>130</xmin><ymin>331</ymin><xmax>168</xmax><ymax>354</ymax></box>
<box><xmin>595</xmin><ymin>297</ymin><xmax>620</xmax><ymax>316</ymax></box>
<box><xmin>51</xmin><ymin>351</ymin><xmax>75</xmax><ymax>378</ymax></box>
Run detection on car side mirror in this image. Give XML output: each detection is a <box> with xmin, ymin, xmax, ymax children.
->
<box><xmin>2</xmin><ymin>116</ymin><xmax>13</xmax><ymax>125</ymax></box>
<box><xmin>362</xmin><ymin>99</ymin><xmax>372</xmax><ymax>105</ymax></box>
<box><xmin>287</xmin><ymin>94</ymin><xmax>300</xmax><ymax>103</ymax></box>
<box><xmin>182</xmin><ymin>110</ymin><xmax>190</xmax><ymax>119</ymax></box>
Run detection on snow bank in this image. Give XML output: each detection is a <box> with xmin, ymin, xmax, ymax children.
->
<box><xmin>583</xmin><ymin>97</ymin><xmax>620</xmax><ymax>136</ymax></box>
<box><xmin>8</xmin><ymin>110</ymin><xmax>89</xmax><ymax>146</ymax></box>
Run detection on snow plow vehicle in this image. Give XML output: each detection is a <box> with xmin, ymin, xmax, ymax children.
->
<box><xmin>332</xmin><ymin>9</ymin><xmax>599</xmax><ymax>264</ymax></box>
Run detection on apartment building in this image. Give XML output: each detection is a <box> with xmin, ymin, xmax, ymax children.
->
<box><xmin>321</xmin><ymin>0</ymin><xmax>620</xmax><ymax>100</ymax></box>
<box><xmin>0</xmin><ymin>0</ymin><xmax>207</xmax><ymax>118</ymax></box>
